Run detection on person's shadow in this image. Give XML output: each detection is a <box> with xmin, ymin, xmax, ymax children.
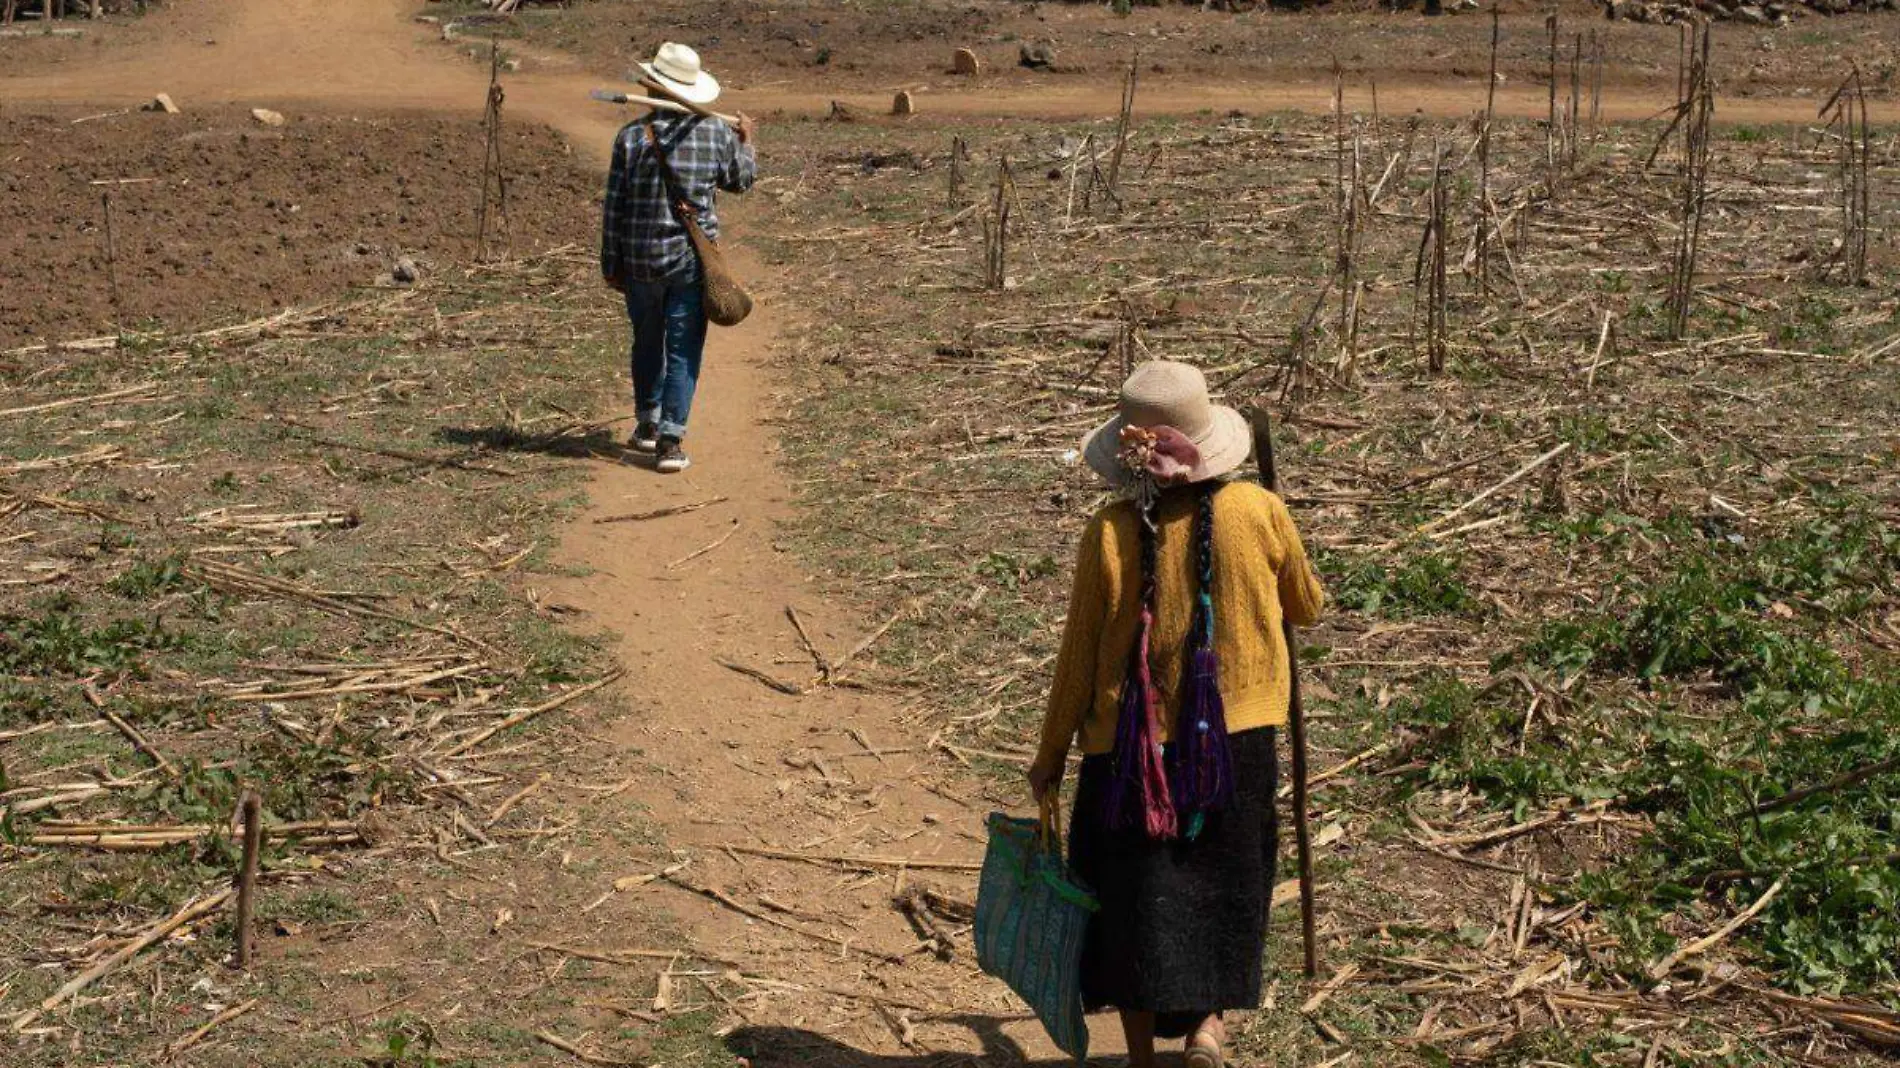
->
<box><xmin>727</xmin><ymin>1018</ymin><xmax>1164</xmax><ymax>1067</ymax></box>
<box><xmin>434</xmin><ymin>421</ymin><xmax>633</xmax><ymax>463</ymax></box>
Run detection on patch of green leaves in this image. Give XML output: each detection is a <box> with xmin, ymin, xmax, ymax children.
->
<box><xmin>1411</xmin><ymin>503</ymin><xmax>1900</xmax><ymax>993</ymax></box>
<box><xmin>1319</xmin><ymin>547</ymin><xmax>1476</xmax><ymax>618</ymax></box>
<box><xmin>0</xmin><ymin>593</ymin><xmax>185</xmax><ymax>676</ymax></box>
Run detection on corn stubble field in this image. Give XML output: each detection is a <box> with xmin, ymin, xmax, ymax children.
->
<box><xmin>761</xmin><ymin>61</ymin><xmax>1900</xmax><ymax>1067</ymax></box>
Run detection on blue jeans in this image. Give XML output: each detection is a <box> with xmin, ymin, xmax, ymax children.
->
<box><xmin>625</xmin><ymin>280</ymin><xmax>707</xmax><ymax>441</ymax></box>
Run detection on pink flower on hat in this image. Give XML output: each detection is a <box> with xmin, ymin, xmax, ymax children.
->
<box><xmin>1117</xmin><ymin>425</ymin><xmax>1202</xmax><ymax>487</ymax></box>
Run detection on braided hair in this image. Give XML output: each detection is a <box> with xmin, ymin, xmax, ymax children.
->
<box><xmin>1102</xmin><ymin>481</ymin><xmax>1235</xmax><ymax>840</ymax></box>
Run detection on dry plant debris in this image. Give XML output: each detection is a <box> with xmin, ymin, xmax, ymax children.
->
<box><xmin>0</xmin><ymin>245</ymin><xmax>684</xmax><ymax>1065</ymax></box>
<box><xmin>755</xmin><ymin>82</ymin><xmax>1900</xmax><ymax>1065</ymax></box>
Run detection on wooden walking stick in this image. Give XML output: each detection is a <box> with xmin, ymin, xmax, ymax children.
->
<box><xmin>1250</xmin><ymin>406</ymin><xmax>1319</xmax><ymax>978</ymax></box>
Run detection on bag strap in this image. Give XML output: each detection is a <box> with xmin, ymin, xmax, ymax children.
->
<box><xmin>643</xmin><ymin>117</ymin><xmax>705</xmax><ymax>228</ymax></box>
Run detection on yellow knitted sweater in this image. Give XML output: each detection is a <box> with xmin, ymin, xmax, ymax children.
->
<box><xmin>1033</xmin><ymin>481</ymin><xmax>1324</xmax><ymax>773</ymax></box>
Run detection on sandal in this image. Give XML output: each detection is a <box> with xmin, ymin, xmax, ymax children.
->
<box><xmin>1184</xmin><ymin>1020</ymin><xmax>1224</xmax><ymax>1068</ymax></box>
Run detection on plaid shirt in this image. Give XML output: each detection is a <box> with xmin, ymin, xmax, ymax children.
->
<box><xmin>601</xmin><ymin>113</ymin><xmax>756</xmax><ymax>284</ymax></box>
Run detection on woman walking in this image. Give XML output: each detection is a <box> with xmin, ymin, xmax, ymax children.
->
<box><xmin>1028</xmin><ymin>361</ymin><xmax>1324</xmax><ymax>1068</ymax></box>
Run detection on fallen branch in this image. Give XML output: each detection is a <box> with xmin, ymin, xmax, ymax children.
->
<box><xmin>666</xmin><ymin>520</ymin><xmax>741</xmax><ymax>569</ymax></box>
<box><xmin>593</xmin><ymin>496</ymin><xmax>728</xmax><ymax>524</ymax></box>
<box><xmin>715</xmin><ymin>657</ymin><xmax>804</xmax><ymax>696</ymax></box>
<box><xmin>535</xmin><ymin>1030</ymin><xmax>643</xmax><ymax>1067</ymax></box>
<box><xmin>667</xmin><ymin>875</ymin><xmax>907</xmax><ymax>963</ymax></box>
<box><xmin>721</xmin><ymin>843</ymin><xmax>982</xmax><ymax>873</ymax></box>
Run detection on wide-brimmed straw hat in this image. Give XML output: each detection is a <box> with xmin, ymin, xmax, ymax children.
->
<box><xmin>1081</xmin><ymin>360</ymin><xmax>1251</xmax><ymax>488</ymax></box>
<box><xmin>639</xmin><ymin>42</ymin><xmax>722</xmax><ymax>105</ymax></box>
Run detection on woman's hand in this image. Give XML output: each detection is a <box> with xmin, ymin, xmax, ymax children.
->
<box><xmin>1027</xmin><ymin>758</ymin><xmax>1062</xmax><ymax>804</ymax></box>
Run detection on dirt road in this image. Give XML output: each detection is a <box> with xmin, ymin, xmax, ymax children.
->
<box><xmin>4</xmin><ymin>0</ymin><xmax>1894</xmax><ymax>130</ymax></box>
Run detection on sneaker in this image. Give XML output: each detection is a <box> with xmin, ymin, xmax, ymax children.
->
<box><xmin>655</xmin><ymin>437</ymin><xmax>691</xmax><ymax>474</ymax></box>
<box><xmin>628</xmin><ymin>420</ymin><xmax>660</xmax><ymax>455</ymax></box>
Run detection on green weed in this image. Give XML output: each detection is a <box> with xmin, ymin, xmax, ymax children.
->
<box><xmin>1319</xmin><ymin>548</ymin><xmax>1476</xmax><ymax>618</ymax></box>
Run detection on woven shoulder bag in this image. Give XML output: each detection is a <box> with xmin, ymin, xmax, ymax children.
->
<box><xmin>645</xmin><ymin>119</ymin><xmax>754</xmax><ymax>327</ymax></box>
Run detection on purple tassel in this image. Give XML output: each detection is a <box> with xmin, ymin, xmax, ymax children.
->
<box><xmin>1103</xmin><ymin>608</ymin><xmax>1178</xmax><ymax>840</ymax></box>
<box><xmin>1171</xmin><ymin>645</ymin><xmax>1236</xmax><ymax>822</ymax></box>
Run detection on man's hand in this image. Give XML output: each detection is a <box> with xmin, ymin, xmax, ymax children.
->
<box><xmin>603</xmin><ymin>273</ymin><xmax>624</xmax><ymax>293</ymax></box>
<box><xmin>733</xmin><ymin>112</ymin><xmax>757</xmax><ymax>147</ymax></box>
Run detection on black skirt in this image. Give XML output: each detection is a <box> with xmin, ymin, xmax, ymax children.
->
<box><xmin>1067</xmin><ymin>727</ymin><xmax>1280</xmax><ymax>1035</ymax></box>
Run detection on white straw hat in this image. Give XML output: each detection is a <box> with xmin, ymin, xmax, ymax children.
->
<box><xmin>1080</xmin><ymin>361</ymin><xmax>1252</xmax><ymax>488</ymax></box>
<box><xmin>639</xmin><ymin>42</ymin><xmax>722</xmax><ymax>105</ymax></box>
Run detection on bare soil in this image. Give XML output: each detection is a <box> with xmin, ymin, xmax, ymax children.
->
<box><xmin>0</xmin><ymin>106</ymin><xmax>595</xmax><ymax>347</ymax></box>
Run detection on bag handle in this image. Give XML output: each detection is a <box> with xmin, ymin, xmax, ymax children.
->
<box><xmin>1037</xmin><ymin>792</ymin><xmax>1063</xmax><ymax>855</ymax></box>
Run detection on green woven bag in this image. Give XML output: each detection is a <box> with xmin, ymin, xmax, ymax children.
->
<box><xmin>974</xmin><ymin>806</ymin><xmax>1098</xmax><ymax>1062</ymax></box>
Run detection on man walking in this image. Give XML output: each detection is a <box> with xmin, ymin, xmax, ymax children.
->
<box><xmin>602</xmin><ymin>42</ymin><xmax>756</xmax><ymax>473</ymax></box>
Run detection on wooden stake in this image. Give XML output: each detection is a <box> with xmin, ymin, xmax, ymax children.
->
<box><xmin>234</xmin><ymin>792</ymin><xmax>262</xmax><ymax>970</ymax></box>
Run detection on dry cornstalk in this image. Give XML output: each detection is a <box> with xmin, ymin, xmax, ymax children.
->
<box><xmin>1106</xmin><ymin>50</ymin><xmax>1138</xmax><ymax>195</ymax></box>
<box><xmin>947</xmin><ymin>134</ymin><xmax>966</xmax><ymax>208</ymax></box>
<box><xmin>11</xmin><ymin>889</ymin><xmax>235</xmax><ymax>1031</ymax></box>
<box><xmin>1665</xmin><ymin>23</ymin><xmax>1714</xmax><ymax>340</ymax></box>
<box><xmin>1567</xmin><ymin>32</ymin><xmax>1583</xmax><ymax>167</ymax></box>
<box><xmin>476</xmin><ymin>37</ymin><xmax>510</xmax><ymax>262</ymax></box>
<box><xmin>441</xmin><ymin>669</ymin><xmax>625</xmax><ymax>757</ymax></box>
<box><xmin>1819</xmin><ymin>64</ymin><xmax>1872</xmax><ymax>286</ymax></box>
<box><xmin>162</xmin><ymin>998</ymin><xmax>258</xmax><ymax>1061</ymax></box>
<box><xmin>1413</xmin><ymin>143</ymin><xmax>1452</xmax><ymax>374</ymax></box>
<box><xmin>982</xmin><ymin>156</ymin><xmax>1012</xmax><ymax>290</ymax></box>
<box><xmin>1476</xmin><ymin>6</ymin><xmax>1499</xmax><ymax>294</ymax></box>
<box><xmin>1589</xmin><ymin>30</ymin><xmax>1605</xmax><ymax>146</ymax></box>
<box><xmin>1647</xmin><ymin>877</ymin><xmax>1785</xmax><ymax>980</ymax></box>
<box><xmin>1545</xmin><ymin>12</ymin><xmax>1560</xmax><ymax>189</ymax></box>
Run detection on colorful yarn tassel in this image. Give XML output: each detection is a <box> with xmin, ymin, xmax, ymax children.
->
<box><xmin>1103</xmin><ymin>607</ymin><xmax>1178</xmax><ymax>840</ymax></box>
<box><xmin>1171</xmin><ymin>643</ymin><xmax>1236</xmax><ymax>831</ymax></box>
